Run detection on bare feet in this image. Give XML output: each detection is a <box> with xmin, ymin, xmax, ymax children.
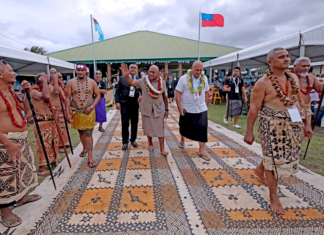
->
<box><xmin>0</xmin><ymin>209</ymin><xmax>22</xmax><ymax>228</ymax></box>
<box><xmin>269</xmin><ymin>193</ymin><xmax>285</xmax><ymax>215</ymax></box>
<box><xmin>148</xmin><ymin>145</ymin><xmax>154</xmax><ymax>152</ymax></box>
<box><xmin>160</xmin><ymin>150</ymin><xmax>169</xmax><ymax>156</ymax></box>
<box><xmin>254</xmin><ymin>168</ymin><xmax>267</xmax><ymax>186</ymax></box>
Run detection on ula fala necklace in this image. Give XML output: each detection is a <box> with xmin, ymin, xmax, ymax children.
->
<box><xmin>77</xmin><ymin>76</ymin><xmax>88</xmax><ymax>107</ymax></box>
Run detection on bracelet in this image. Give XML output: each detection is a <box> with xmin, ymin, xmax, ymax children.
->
<box><xmin>165</xmin><ymin>109</ymin><xmax>169</xmax><ymax>111</ymax></box>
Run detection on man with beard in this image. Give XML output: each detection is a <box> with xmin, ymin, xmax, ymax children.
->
<box><xmin>244</xmin><ymin>48</ymin><xmax>313</xmax><ymax>215</ymax></box>
<box><xmin>0</xmin><ymin>60</ymin><xmax>40</xmax><ymax>228</ymax></box>
<box><xmin>94</xmin><ymin>71</ymin><xmax>107</xmax><ymax>132</ymax></box>
<box><xmin>49</xmin><ymin>72</ymin><xmax>70</xmax><ymax>153</ymax></box>
<box><xmin>293</xmin><ymin>57</ymin><xmax>324</xmax><ymax>122</ymax></box>
<box><xmin>31</xmin><ymin>73</ymin><xmax>60</xmax><ymax>176</ymax></box>
<box><xmin>65</xmin><ymin>63</ymin><xmax>100</xmax><ymax>168</ymax></box>
<box><xmin>115</xmin><ymin>63</ymin><xmax>141</xmax><ymax>150</ymax></box>
<box><xmin>120</xmin><ymin>63</ymin><xmax>169</xmax><ymax>156</ymax></box>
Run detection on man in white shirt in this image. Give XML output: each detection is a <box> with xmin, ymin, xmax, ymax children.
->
<box><xmin>176</xmin><ymin>61</ymin><xmax>210</xmax><ymax>161</ymax></box>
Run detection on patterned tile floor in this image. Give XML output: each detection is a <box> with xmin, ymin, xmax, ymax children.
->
<box><xmin>5</xmin><ymin>107</ymin><xmax>324</xmax><ymax>234</ymax></box>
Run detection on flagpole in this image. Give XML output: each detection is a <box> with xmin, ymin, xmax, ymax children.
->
<box><xmin>90</xmin><ymin>14</ymin><xmax>96</xmax><ymax>78</ymax></box>
<box><xmin>198</xmin><ymin>11</ymin><xmax>201</xmax><ymax>60</ymax></box>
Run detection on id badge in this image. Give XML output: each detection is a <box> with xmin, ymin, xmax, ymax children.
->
<box><xmin>193</xmin><ymin>92</ymin><xmax>200</xmax><ymax>100</ymax></box>
<box><xmin>287</xmin><ymin>104</ymin><xmax>302</xmax><ymax>122</ymax></box>
<box><xmin>129</xmin><ymin>86</ymin><xmax>135</xmax><ymax>97</ymax></box>
<box><xmin>235</xmin><ymin>86</ymin><xmax>239</xmax><ymax>93</ymax></box>
<box><xmin>169</xmin><ymin>85</ymin><xmax>171</xmax><ymax>89</ymax></box>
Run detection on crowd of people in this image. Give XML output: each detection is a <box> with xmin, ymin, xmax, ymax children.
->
<box><xmin>0</xmin><ymin>47</ymin><xmax>323</xmax><ymax>228</ymax></box>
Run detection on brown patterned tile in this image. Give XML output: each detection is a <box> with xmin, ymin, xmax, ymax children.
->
<box><xmin>119</xmin><ymin>186</ymin><xmax>155</xmax><ymax>212</ymax></box>
<box><xmin>200</xmin><ymin>210</ymin><xmax>226</xmax><ymax>229</ymax></box>
<box><xmin>160</xmin><ymin>185</ymin><xmax>183</xmax><ymax>212</ymax></box>
<box><xmin>180</xmin><ymin>169</ymin><xmax>202</xmax><ymax>186</ymax></box>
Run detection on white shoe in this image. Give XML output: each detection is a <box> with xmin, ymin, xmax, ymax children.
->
<box><xmin>233</xmin><ymin>124</ymin><xmax>241</xmax><ymax>129</ymax></box>
<box><xmin>223</xmin><ymin>116</ymin><xmax>228</xmax><ymax>124</ymax></box>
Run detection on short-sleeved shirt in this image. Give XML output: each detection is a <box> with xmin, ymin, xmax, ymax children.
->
<box><xmin>96</xmin><ymin>80</ymin><xmax>107</xmax><ymax>98</ymax></box>
<box><xmin>224</xmin><ymin>76</ymin><xmax>244</xmax><ymax>100</ymax></box>
<box><xmin>176</xmin><ymin>74</ymin><xmax>209</xmax><ymax>114</ymax></box>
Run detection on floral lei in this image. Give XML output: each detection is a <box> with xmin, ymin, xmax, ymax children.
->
<box><xmin>186</xmin><ymin>69</ymin><xmax>205</xmax><ymax>94</ymax></box>
<box><xmin>267</xmin><ymin>69</ymin><xmax>299</xmax><ymax>106</ymax></box>
<box><xmin>144</xmin><ymin>75</ymin><xmax>164</xmax><ymax>99</ymax></box>
<box><xmin>0</xmin><ymin>87</ymin><xmax>27</xmax><ymax>128</ymax></box>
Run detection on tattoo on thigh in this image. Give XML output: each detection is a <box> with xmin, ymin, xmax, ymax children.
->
<box><xmin>84</xmin><ymin>130</ymin><xmax>92</xmax><ymax>137</ymax></box>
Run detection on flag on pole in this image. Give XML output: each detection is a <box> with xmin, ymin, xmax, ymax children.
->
<box><xmin>93</xmin><ymin>18</ymin><xmax>104</xmax><ymax>41</ymax></box>
<box><xmin>201</xmin><ymin>13</ymin><xmax>224</xmax><ymax>27</ymax></box>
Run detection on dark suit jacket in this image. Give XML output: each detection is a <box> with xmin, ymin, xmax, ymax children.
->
<box><xmin>115</xmin><ymin>76</ymin><xmax>141</xmax><ymax>104</ymax></box>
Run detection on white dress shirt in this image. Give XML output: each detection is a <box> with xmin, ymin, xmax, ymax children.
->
<box><xmin>176</xmin><ymin>73</ymin><xmax>209</xmax><ymax>114</ymax></box>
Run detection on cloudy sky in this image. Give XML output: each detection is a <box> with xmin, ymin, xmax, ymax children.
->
<box><xmin>1</xmin><ymin>0</ymin><xmax>323</xmax><ymax>53</ymax></box>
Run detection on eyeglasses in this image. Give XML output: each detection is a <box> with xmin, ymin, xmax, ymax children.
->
<box><xmin>96</xmin><ymin>72</ymin><xmax>102</xmax><ymax>74</ymax></box>
<box><xmin>0</xmin><ymin>60</ymin><xmax>8</xmax><ymax>65</ymax></box>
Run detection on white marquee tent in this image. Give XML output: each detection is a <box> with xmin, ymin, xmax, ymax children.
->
<box><xmin>203</xmin><ymin>23</ymin><xmax>324</xmax><ymax>70</ymax></box>
<box><xmin>0</xmin><ymin>44</ymin><xmax>75</xmax><ymax>74</ymax></box>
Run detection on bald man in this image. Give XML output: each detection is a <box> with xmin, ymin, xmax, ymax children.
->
<box><xmin>176</xmin><ymin>61</ymin><xmax>210</xmax><ymax>160</ymax></box>
<box><xmin>120</xmin><ymin>64</ymin><xmax>169</xmax><ymax>156</ymax></box>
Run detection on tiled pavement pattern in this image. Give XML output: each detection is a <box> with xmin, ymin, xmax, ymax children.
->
<box><xmin>23</xmin><ymin>108</ymin><xmax>324</xmax><ymax>234</ymax></box>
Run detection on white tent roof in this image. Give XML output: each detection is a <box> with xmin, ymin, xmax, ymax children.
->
<box><xmin>0</xmin><ymin>44</ymin><xmax>75</xmax><ymax>74</ymax></box>
<box><xmin>203</xmin><ymin>23</ymin><xmax>324</xmax><ymax>69</ymax></box>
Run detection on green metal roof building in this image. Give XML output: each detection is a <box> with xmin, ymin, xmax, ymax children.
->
<box><xmin>48</xmin><ymin>30</ymin><xmax>239</xmax><ymax>78</ymax></box>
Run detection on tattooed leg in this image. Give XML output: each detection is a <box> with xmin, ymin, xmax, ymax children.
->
<box><xmin>78</xmin><ymin>130</ymin><xmax>87</xmax><ymax>152</ymax></box>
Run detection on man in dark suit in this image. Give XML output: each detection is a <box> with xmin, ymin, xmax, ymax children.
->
<box><xmin>115</xmin><ymin>63</ymin><xmax>142</xmax><ymax>150</ymax></box>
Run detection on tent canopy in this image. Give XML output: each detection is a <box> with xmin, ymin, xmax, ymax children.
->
<box><xmin>203</xmin><ymin>23</ymin><xmax>324</xmax><ymax>69</ymax></box>
<box><xmin>0</xmin><ymin>44</ymin><xmax>75</xmax><ymax>74</ymax></box>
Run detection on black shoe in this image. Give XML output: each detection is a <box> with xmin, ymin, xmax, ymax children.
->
<box><xmin>122</xmin><ymin>143</ymin><xmax>128</xmax><ymax>150</ymax></box>
<box><xmin>131</xmin><ymin>141</ymin><xmax>138</xmax><ymax>148</ymax></box>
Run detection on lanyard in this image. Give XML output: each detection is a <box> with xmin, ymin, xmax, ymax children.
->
<box><xmin>232</xmin><ymin>76</ymin><xmax>239</xmax><ymax>88</ymax></box>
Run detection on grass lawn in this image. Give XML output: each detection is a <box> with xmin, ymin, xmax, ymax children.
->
<box><xmin>27</xmin><ymin>106</ymin><xmax>112</xmax><ymax>190</ymax></box>
<box><xmin>208</xmin><ymin>103</ymin><xmax>324</xmax><ymax>176</ymax></box>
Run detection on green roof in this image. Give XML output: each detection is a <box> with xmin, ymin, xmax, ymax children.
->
<box><xmin>48</xmin><ymin>31</ymin><xmax>239</xmax><ymax>63</ymax></box>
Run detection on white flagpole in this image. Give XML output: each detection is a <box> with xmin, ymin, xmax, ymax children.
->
<box><xmin>198</xmin><ymin>11</ymin><xmax>201</xmax><ymax>60</ymax></box>
<box><xmin>90</xmin><ymin>14</ymin><xmax>96</xmax><ymax>78</ymax></box>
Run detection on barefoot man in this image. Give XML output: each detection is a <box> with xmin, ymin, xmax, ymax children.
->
<box><xmin>120</xmin><ymin>63</ymin><xmax>169</xmax><ymax>156</ymax></box>
<box><xmin>293</xmin><ymin>57</ymin><xmax>324</xmax><ymax>121</ymax></box>
<box><xmin>65</xmin><ymin>63</ymin><xmax>100</xmax><ymax>168</ymax></box>
<box><xmin>0</xmin><ymin>60</ymin><xmax>40</xmax><ymax>228</ymax></box>
<box><xmin>49</xmin><ymin>72</ymin><xmax>71</xmax><ymax>153</ymax></box>
<box><xmin>31</xmin><ymin>73</ymin><xmax>60</xmax><ymax>176</ymax></box>
<box><xmin>244</xmin><ymin>48</ymin><xmax>313</xmax><ymax>215</ymax></box>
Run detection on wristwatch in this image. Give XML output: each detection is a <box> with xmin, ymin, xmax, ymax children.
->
<box><xmin>165</xmin><ymin>109</ymin><xmax>169</xmax><ymax>111</ymax></box>
<box><xmin>90</xmin><ymin>105</ymin><xmax>94</xmax><ymax>109</ymax></box>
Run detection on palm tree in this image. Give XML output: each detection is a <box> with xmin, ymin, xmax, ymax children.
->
<box><xmin>24</xmin><ymin>46</ymin><xmax>47</xmax><ymax>55</ymax></box>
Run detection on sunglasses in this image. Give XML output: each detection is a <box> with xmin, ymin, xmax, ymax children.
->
<box><xmin>96</xmin><ymin>72</ymin><xmax>102</xmax><ymax>74</ymax></box>
<box><xmin>58</xmin><ymin>76</ymin><xmax>62</xmax><ymax>78</ymax></box>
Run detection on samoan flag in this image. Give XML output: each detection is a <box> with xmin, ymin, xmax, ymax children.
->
<box><xmin>201</xmin><ymin>13</ymin><xmax>224</xmax><ymax>27</ymax></box>
<box><xmin>93</xmin><ymin>18</ymin><xmax>104</xmax><ymax>41</ymax></box>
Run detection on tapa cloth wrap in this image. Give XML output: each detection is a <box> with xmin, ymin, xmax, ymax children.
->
<box><xmin>258</xmin><ymin>106</ymin><xmax>304</xmax><ymax>179</ymax></box>
<box><xmin>0</xmin><ymin>131</ymin><xmax>38</xmax><ymax>204</ymax></box>
<box><xmin>33</xmin><ymin>114</ymin><xmax>59</xmax><ymax>167</ymax></box>
<box><xmin>53</xmin><ymin>106</ymin><xmax>70</xmax><ymax>147</ymax></box>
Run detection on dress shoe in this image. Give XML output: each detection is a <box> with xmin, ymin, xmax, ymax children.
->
<box><xmin>122</xmin><ymin>143</ymin><xmax>128</xmax><ymax>150</ymax></box>
<box><xmin>131</xmin><ymin>141</ymin><xmax>138</xmax><ymax>148</ymax></box>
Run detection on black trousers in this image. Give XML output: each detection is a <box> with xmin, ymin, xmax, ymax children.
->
<box><xmin>121</xmin><ymin>101</ymin><xmax>139</xmax><ymax>144</ymax></box>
